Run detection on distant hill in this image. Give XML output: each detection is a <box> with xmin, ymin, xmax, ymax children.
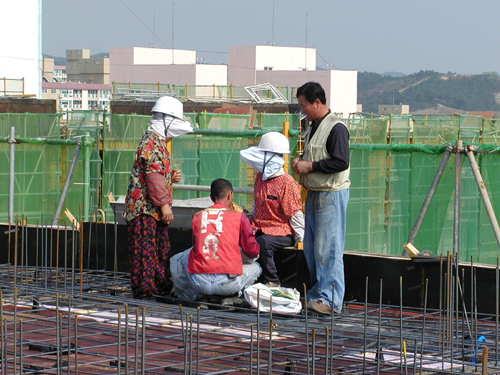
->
<box><xmin>381</xmin><ymin>71</ymin><xmax>406</xmax><ymax>77</ymax></box>
<box><xmin>358</xmin><ymin>70</ymin><xmax>500</xmax><ymax>114</ymax></box>
<box><xmin>91</xmin><ymin>52</ymin><xmax>109</xmax><ymax>59</ymax></box>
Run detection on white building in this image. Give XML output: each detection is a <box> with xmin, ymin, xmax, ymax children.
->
<box><xmin>0</xmin><ymin>0</ymin><xmax>41</xmax><ymax>98</ymax></box>
<box><xmin>110</xmin><ymin>45</ymin><xmax>358</xmax><ymax>116</ymax></box>
<box><xmin>257</xmin><ymin>69</ymin><xmax>358</xmax><ymax>117</ymax></box>
<box><xmin>109</xmin><ymin>47</ymin><xmax>227</xmax><ymax>90</ymax></box>
<box><xmin>227</xmin><ymin>45</ymin><xmax>316</xmax><ymax>85</ymax></box>
<box><xmin>229</xmin><ymin>46</ymin><xmax>357</xmax><ymax>116</ymax></box>
<box><xmin>42</xmin><ymin>82</ymin><xmax>112</xmax><ymax>111</ymax></box>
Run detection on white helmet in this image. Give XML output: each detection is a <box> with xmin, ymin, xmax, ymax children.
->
<box><xmin>151</xmin><ymin>96</ymin><xmax>184</xmax><ymax>119</ymax></box>
<box><xmin>255</xmin><ymin>132</ymin><xmax>290</xmax><ymax>154</ymax></box>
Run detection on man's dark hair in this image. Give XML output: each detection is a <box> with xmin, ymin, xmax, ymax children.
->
<box><xmin>210</xmin><ymin>178</ymin><xmax>233</xmax><ymax>201</ymax></box>
<box><xmin>296</xmin><ymin>81</ymin><xmax>327</xmax><ymax>105</ymax></box>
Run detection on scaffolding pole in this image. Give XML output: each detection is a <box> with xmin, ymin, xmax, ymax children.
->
<box><xmin>8</xmin><ymin>127</ymin><xmax>15</xmax><ymax>222</ymax></box>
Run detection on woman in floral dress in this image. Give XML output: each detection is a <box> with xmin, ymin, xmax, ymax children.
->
<box><xmin>124</xmin><ymin>96</ymin><xmax>193</xmax><ymax>300</ymax></box>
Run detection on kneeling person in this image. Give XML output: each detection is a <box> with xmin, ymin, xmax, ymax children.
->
<box><xmin>170</xmin><ymin>179</ymin><xmax>261</xmax><ymax>301</ymax></box>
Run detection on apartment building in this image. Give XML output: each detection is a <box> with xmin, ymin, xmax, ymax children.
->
<box><xmin>42</xmin><ymin>82</ymin><xmax>112</xmax><ymax>111</ymax></box>
<box><xmin>53</xmin><ymin>65</ymin><xmax>67</xmax><ymax>82</ymax></box>
<box><xmin>42</xmin><ymin>58</ymin><xmax>67</xmax><ymax>83</ymax></box>
<box><xmin>42</xmin><ymin>51</ymin><xmax>110</xmax><ymax>113</ymax></box>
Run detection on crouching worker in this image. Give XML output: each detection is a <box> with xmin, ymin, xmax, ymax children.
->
<box><xmin>240</xmin><ymin>132</ymin><xmax>304</xmax><ymax>288</ymax></box>
<box><xmin>170</xmin><ymin>179</ymin><xmax>262</xmax><ymax>302</ymax></box>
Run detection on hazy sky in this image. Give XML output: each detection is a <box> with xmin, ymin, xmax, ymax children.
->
<box><xmin>42</xmin><ymin>0</ymin><xmax>500</xmax><ymax>75</ymax></box>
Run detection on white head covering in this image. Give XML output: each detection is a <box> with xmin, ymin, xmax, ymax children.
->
<box><xmin>148</xmin><ymin>114</ymin><xmax>193</xmax><ymax>139</ymax></box>
<box><xmin>240</xmin><ymin>146</ymin><xmax>285</xmax><ymax>180</ymax></box>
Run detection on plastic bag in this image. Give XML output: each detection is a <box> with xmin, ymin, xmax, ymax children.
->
<box><xmin>244</xmin><ymin>283</ymin><xmax>302</xmax><ymax>315</ymax></box>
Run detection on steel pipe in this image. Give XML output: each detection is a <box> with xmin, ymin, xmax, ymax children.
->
<box><xmin>405</xmin><ymin>144</ymin><xmax>453</xmax><ymax>250</ymax></box>
<box><xmin>51</xmin><ymin>139</ymin><xmax>82</xmax><ymax>226</ymax></box>
<box><xmin>453</xmin><ymin>140</ymin><xmax>462</xmax><ymax>257</ymax></box>
<box><xmin>466</xmin><ymin>146</ymin><xmax>500</xmax><ymax>249</ymax></box>
<box><xmin>173</xmin><ymin>183</ymin><xmax>253</xmax><ymax>194</ymax></box>
<box><xmin>8</xmin><ymin>127</ymin><xmax>15</xmax><ymax>222</ymax></box>
<box><xmin>82</xmin><ymin>132</ymin><xmax>94</xmax><ymax>221</ymax></box>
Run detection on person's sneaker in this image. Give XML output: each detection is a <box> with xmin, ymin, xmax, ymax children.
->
<box><xmin>307</xmin><ymin>300</ymin><xmax>332</xmax><ymax>315</ymax></box>
<box><xmin>264</xmin><ymin>281</ymin><xmax>281</xmax><ymax>288</ymax></box>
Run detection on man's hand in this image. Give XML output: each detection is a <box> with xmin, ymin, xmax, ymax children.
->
<box><xmin>160</xmin><ymin>204</ymin><xmax>174</xmax><ymax>224</ymax></box>
<box><xmin>291</xmin><ymin>157</ymin><xmax>313</xmax><ymax>175</ymax></box>
<box><xmin>171</xmin><ymin>169</ymin><xmax>181</xmax><ymax>183</ymax></box>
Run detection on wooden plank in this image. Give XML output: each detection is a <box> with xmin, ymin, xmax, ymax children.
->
<box><xmin>403</xmin><ymin>242</ymin><xmax>420</xmax><ymax>256</ymax></box>
<box><xmin>64</xmin><ymin>208</ymin><xmax>80</xmax><ymax>232</ymax></box>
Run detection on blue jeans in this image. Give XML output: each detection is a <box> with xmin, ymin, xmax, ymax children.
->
<box><xmin>170</xmin><ymin>248</ymin><xmax>262</xmax><ymax>301</ymax></box>
<box><xmin>304</xmin><ymin>189</ymin><xmax>349</xmax><ymax>313</ymax></box>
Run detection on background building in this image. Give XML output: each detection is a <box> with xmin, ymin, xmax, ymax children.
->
<box><xmin>42</xmin><ymin>58</ymin><xmax>67</xmax><ymax>83</ymax></box>
<box><xmin>109</xmin><ymin>47</ymin><xmax>227</xmax><ymax>87</ymax></box>
<box><xmin>42</xmin><ymin>82</ymin><xmax>111</xmax><ymax>112</ymax></box>
<box><xmin>110</xmin><ymin>45</ymin><xmax>358</xmax><ymax>116</ymax></box>
<box><xmin>53</xmin><ymin>65</ymin><xmax>67</xmax><ymax>82</ymax></box>
<box><xmin>228</xmin><ymin>46</ymin><xmax>357</xmax><ymax>116</ymax></box>
<box><xmin>227</xmin><ymin>45</ymin><xmax>316</xmax><ymax>85</ymax></box>
<box><xmin>66</xmin><ymin>49</ymin><xmax>109</xmax><ymax>84</ymax></box>
<box><xmin>42</xmin><ymin>53</ymin><xmax>110</xmax><ymax>113</ymax></box>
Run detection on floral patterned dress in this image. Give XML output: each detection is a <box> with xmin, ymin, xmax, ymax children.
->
<box><xmin>124</xmin><ymin>131</ymin><xmax>173</xmax><ymax>299</ymax></box>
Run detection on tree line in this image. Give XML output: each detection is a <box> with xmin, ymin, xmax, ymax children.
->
<box><xmin>358</xmin><ymin>70</ymin><xmax>500</xmax><ymax>114</ymax></box>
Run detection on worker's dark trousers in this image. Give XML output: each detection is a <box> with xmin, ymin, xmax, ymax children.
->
<box><xmin>255</xmin><ymin>231</ymin><xmax>294</xmax><ymax>284</ymax></box>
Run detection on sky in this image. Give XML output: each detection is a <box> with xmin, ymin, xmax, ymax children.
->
<box><xmin>42</xmin><ymin>0</ymin><xmax>500</xmax><ymax>75</ymax></box>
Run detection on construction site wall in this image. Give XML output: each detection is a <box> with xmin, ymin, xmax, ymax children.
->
<box><xmin>0</xmin><ymin>98</ymin><xmax>56</xmax><ymax>114</ymax></box>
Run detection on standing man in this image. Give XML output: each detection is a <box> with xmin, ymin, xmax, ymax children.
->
<box><xmin>291</xmin><ymin>82</ymin><xmax>350</xmax><ymax>314</ymax></box>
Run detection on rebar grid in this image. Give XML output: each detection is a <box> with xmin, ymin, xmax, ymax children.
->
<box><xmin>2</xmin><ymin>221</ymin><xmax>500</xmax><ymax>374</ymax></box>
<box><xmin>0</xmin><ymin>267</ymin><xmax>498</xmax><ymax>374</ymax></box>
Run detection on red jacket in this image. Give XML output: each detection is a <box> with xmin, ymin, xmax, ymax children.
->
<box><xmin>188</xmin><ymin>203</ymin><xmax>259</xmax><ymax>275</ymax></box>
<box><xmin>252</xmin><ymin>173</ymin><xmax>302</xmax><ymax>236</ymax></box>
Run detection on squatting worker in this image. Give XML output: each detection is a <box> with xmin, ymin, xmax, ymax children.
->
<box><xmin>169</xmin><ymin>179</ymin><xmax>261</xmax><ymax>302</ymax></box>
<box><xmin>291</xmin><ymin>82</ymin><xmax>350</xmax><ymax>315</ymax></box>
<box><xmin>124</xmin><ymin>96</ymin><xmax>193</xmax><ymax>300</ymax></box>
<box><xmin>240</xmin><ymin>132</ymin><xmax>304</xmax><ymax>288</ymax></box>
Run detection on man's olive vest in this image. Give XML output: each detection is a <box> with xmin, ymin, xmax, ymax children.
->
<box><xmin>300</xmin><ymin>113</ymin><xmax>351</xmax><ymax>191</ymax></box>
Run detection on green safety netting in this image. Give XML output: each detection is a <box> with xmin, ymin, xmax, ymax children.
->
<box><xmin>63</xmin><ymin>110</ymin><xmax>104</xmax><ymax>220</ymax></box>
<box><xmin>2</xmin><ymin>113</ymin><xmax>500</xmax><ymax>265</ymax></box>
<box><xmin>101</xmin><ymin>112</ymin><xmax>301</xmax><ymax>212</ymax></box>
<box><xmin>0</xmin><ymin>113</ymin><xmax>63</xmax><ymax>223</ymax></box>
